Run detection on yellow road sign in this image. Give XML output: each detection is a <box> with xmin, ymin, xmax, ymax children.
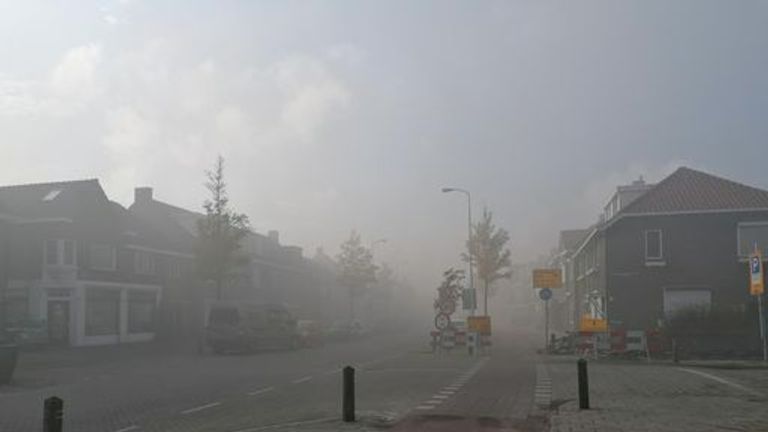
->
<box><xmin>467</xmin><ymin>316</ymin><xmax>492</xmax><ymax>335</ymax></box>
<box><xmin>579</xmin><ymin>316</ymin><xmax>608</xmax><ymax>333</ymax></box>
<box><xmin>532</xmin><ymin>269</ymin><xmax>562</xmax><ymax>288</ymax></box>
<box><xmin>750</xmin><ymin>251</ymin><xmax>764</xmax><ymax>296</ymax></box>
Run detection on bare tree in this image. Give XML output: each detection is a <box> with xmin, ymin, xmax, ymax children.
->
<box><xmin>196</xmin><ymin>155</ymin><xmax>250</xmax><ymax>300</ymax></box>
<box><xmin>463</xmin><ymin>207</ymin><xmax>512</xmax><ymax>315</ymax></box>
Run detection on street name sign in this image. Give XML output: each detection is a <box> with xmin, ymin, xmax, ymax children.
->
<box><xmin>533</xmin><ymin>269</ymin><xmax>562</xmax><ymax>289</ymax></box>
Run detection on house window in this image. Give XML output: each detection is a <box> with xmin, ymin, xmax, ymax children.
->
<box><xmin>644</xmin><ymin>229</ymin><xmax>663</xmax><ymax>261</ymax></box>
<box><xmin>128</xmin><ymin>290</ymin><xmax>156</xmax><ymax>333</ymax></box>
<box><xmin>737</xmin><ymin>222</ymin><xmax>768</xmax><ymax>258</ymax></box>
<box><xmin>85</xmin><ymin>288</ymin><xmax>120</xmax><ymax>336</ymax></box>
<box><xmin>663</xmin><ymin>288</ymin><xmax>711</xmax><ymax>318</ymax></box>
<box><xmin>167</xmin><ymin>259</ymin><xmax>183</xmax><ymax>279</ymax></box>
<box><xmin>134</xmin><ymin>251</ymin><xmax>155</xmax><ymax>275</ymax></box>
<box><xmin>45</xmin><ymin>239</ymin><xmax>77</xmax><ymax>266</ymax></box>
<box><xmin>89</xmin><ymin>244</ymin><xmax>116</xmax><ymax>271</ymax></box>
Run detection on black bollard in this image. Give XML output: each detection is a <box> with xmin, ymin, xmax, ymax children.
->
<box><xmin>342</xmin><ymin>366</ymin><xmax>355</xmax><ymax>422</ymax></box>
<box><xmin>43</xmin><ymin>396</ymin><xmax>63</xmax><ymax>432</ymax></box>
<box><xmin>577</xmin><ymin>359</ymin><xmax>590</xmax><ymax>410</ymax></box>
<box><xmin>673</xmin><ymin>338</ymin><xmax>679</xmax><ymax>364</ymax></box>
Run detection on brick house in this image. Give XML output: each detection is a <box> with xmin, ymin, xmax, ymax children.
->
<box><xmin>571</xmin><ymin>167</ymin><xmax>768</xmax><ymax>342</ymax></box>
<box><xmin>0</xmin><ymin>180</ymin><xmax>183</xmax><ymax>346</ymax></box>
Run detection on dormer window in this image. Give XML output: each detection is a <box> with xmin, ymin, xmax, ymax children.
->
<box><xmin>43</xmin><ymin>190</ymin><xmax>61</xmax><ymax>201</ymax></box>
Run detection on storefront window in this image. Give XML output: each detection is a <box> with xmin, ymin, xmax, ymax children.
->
<box><xmin>128</xmin><ymin>290</ymin><xmax>156</xmax><ymax>333</ymax></box>
<box><xmin>85</xmin><ymin>288</ymin><xmax>120</xmax><ymax>336</ymax></box>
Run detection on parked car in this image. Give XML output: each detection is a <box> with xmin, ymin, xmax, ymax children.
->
<box><xmin>296</xmin><ymin>320</ymin><xmax>325</xmax><ymax>347</ymax></box>
<box><xmin>327</xmin><ymin>320</ymin><xmax>368</xmax><ymax>342</ymax></box>
<box><xmin>205</xmin><ymin>303</ymin><xmax>300</xmax><ymax>354</ymax></box>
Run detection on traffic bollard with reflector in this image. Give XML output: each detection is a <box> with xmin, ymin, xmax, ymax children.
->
<box><xmin>44</xmin><ymin>396</ymin><xmax>63</xmax><ymax>432</ymax></box>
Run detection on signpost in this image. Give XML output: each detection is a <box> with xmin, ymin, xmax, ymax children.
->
<box><xmin>749</xmin><ymin>248</ymin><xmax>767</xmax><ymax>362</ymax></box>
<box><xmin>533</xmin><ymin>269</ymin><xmax>562</xmax><ymax>353</ymax></box>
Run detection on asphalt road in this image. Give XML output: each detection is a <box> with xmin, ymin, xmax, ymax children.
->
<box><xmin>0</xmin><ymin>330</ymin><xmax>541</xmax><ymax>432</ymax></box>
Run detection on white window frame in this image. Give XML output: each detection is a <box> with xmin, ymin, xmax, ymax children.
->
<box><xmin>736</xmin><ymin>221</ymin><xmax>768</xmax><ymax>260</ymax></box>
<box><xmin>644</xmin><ymin>229</ymin><xmax>663</xmax><ymax>261</ymax></box>
<box><xmin>134</xmin><ymin>251</ymin><xmax>156</xmax><ymax>275</ymax></box>
<box><xmin>89</xmin><ymin>243</ymin><xmax>117</xmax><ymax>271</ymax></box>
<box><xmin>45</xmin><ymin>239</ymin><xmax>77</xmax><ymax>266</ymax></box>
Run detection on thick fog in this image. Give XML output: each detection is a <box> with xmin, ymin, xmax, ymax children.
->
<box><xmin>1</xmin><ymin>0</ymin><xmax>767</xmax><ymax>296</ymax></box>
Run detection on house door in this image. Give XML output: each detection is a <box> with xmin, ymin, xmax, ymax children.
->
<box><xmin>47</xmin><ymin>301</ymin><xmax>70</xmax><ymax>345</ymax></box>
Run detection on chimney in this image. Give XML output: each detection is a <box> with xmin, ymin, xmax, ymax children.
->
<box><xmin>134</xmin><ymin>187</ymin><xmax>153</xmax><ymax>205</ymax></box>
<box><xmin>268</xmin><ymin>230</ymin><xmax>279</xmax><ymax>244</ymax></box>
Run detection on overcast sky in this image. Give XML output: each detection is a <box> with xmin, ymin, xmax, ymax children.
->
<box><xmin>1</xmin><ymin>1</ymin><xmax>767</xmax><ymax>289</ymax></box>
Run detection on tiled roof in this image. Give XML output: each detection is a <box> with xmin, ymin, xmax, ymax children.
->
<box><xmin>0</xmin><ymin>179</ymin><xmax>106</xmax><ymax>220</ymax></box>
<box><xmin>620</xmin><ymin>167</ymin><xmax>768</xmax><ymax>215</ymax></box>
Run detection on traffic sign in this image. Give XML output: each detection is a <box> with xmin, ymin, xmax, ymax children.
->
<box><xmin>750</xmin><ymin>252</ymin><xmax>764</xmax><ymax>296</ymax></box>
<box><xmin>439</xmin><ymin>299</ymin><xmax>456</xmax><ymax>315</ymax></box>
<box><xmin>579</xmin><ymin>316</ymin><xmax>608</xmax><ymax>332</ymax></box>
<box><xmin>467</xmin><ymin>316</ymin><xmax>492</xmax><ymax>335</ymax></box>
<box><xmin>462</xmin><ymin>289</ymin><xmax>476</xmax><ymax>310</ymax></box>
<box><xmin>533</xmin><ymin>269</ymin><xmax>562</xmax><ymax>288</ymax></box>
<box><xmin>434</xmin><ymin>313</ymin><xmax>451</xmax><ymax>331</ymax></box>
<box><xmin>539</xmin><ymin>288</ymin><xmax>552</xmax><ymax>301</ymax></box>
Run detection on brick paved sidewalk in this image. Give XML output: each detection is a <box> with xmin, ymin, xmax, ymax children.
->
<box><xmin>543</xmin><ymin>356</ymin><xmax>768</xmax><ymax>432</ymax></box>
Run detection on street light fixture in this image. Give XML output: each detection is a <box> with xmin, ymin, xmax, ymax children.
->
<box><xmin>441</xmin><ymin>187</ymin><xmax>475</xmax><ymax>315</ymax></box>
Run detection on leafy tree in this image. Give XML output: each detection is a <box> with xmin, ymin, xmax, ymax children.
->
<box><xmin>434</xmin><ymin>268</ymin><xmax>465</xmax><ymax>314</ymax></box>
<box><xmin>336</xmin><ymin>231</ymin><xmax>377</xmax><ymax>320</ymax></box>
<box><xmin>196</xmin><ymin>156</ymin><xmax>250</xmax><ymax>300</ymax></box>
<box><xmin>463</xmin><ymin>208</ymin><xmax>512</xmax><ymax>315</ymax></box>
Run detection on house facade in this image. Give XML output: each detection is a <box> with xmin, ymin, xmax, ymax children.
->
<box><xmin>570</xmin><ymin>168</ymin><xmax>768</xmax><ymax>342</ymax></box>
<box><xmin>0</xmin><ymin>180</ymin><xmax>182</xmax><ymax>346</ymax></box>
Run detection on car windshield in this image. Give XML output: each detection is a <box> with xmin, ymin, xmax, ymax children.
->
<box><xmin>1</xmin><ymin>2</ymin><xmax>767</xmax><ymax>432</ymax></box>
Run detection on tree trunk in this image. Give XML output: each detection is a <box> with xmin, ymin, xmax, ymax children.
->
<box><xmin>483</xmin><ymin>279</ymin><xmax>489</xmax><ymax>316</ymax></box>
<box><xmin>349</xmin><ymin>286</ymin><xmax>355</xmax><ymax>321</ymax></box>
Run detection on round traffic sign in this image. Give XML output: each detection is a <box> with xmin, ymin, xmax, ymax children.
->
<box><xmin>439</xmin><ymin>299</ymin><xmax>456</xmax><ymax>315</ymax></box>
<box><xmin>539</xmin><ymin>288</ymin><xmax>552</xmax><ymax>301</ymax></box>
<box><xmin>434</xmin><ymin>313</ymin><xmax>451</xmax><ymax>330</ymax></box>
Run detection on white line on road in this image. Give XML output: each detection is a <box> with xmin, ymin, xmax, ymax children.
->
<box><xmin>247</xmin><ymin>387</ymin><xmax>275</xmax><ymax>396</ymax></box>
<box><xmin>415</xmin><ymin>404</ymin><xmax>436</xmax><ymax>410</ymax></box>
<box><xmin>114</xmin><ymin>426</ymin><xmax>140</xmax><ymax>432</ymax></box>
<box><xmin>230</xmin><ymin>417</ymin><xmax>337</xmax><ymax>432</ymax></box>
<box><xmin>432</xmin><ymin>394</ymin><xmax>449</xmax><ymax>399</ymax></box>
<box><xmin>181</xmin><ymin>402</ymin><xmax>222</xmax><ymax>415</ymax></box>
<box><xmin>678</xmin><ymin>368</ymin><xmax>764</xmax><ymax>396</ymax></box>
<box><xmin>291</xmin><ymin>376</ymin><xmax>313</xmax><ymax>384</ymax></box>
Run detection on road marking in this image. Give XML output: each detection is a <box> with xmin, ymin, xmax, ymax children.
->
<box><xmin>114</xmin><ymin>426</ymin><xmax>139</xmax><ymax>432</ymax></box>
<box><xmin>415</xmin><ymin>404</ymin><xmax>436</xmax><ymax>410</ymax></box>
<box><xmin>291</xmin><ymin>376</ymin><xmax>313</xmax><ymax>384</ymax></box>
<box><xmin>247</xmin><ymin>387</ymin><xmax>275</xmax><ymax>396</ymax></box>
<box><xmin>432</xmin><ymin>394</ymin><xmax>449</xmax><ymax>399</ymax></box>
<box><xmin>231</xmin><ymin>416</ymin><xmax>337</xmax><ymax>431</ymax></box>
<box><xmin>678</xmin><ymin>368</ymin><xmax>764</xmax><ymax>396</ymax></box>
<box><xmin>181</xmin><ymin>402</ymin><xmax>221</xmax><ymax>415</ymax></box>
<box><xmin>439</xmin><ymin>390</ymin><xmax>455</xmax><ymax>395</ymax></box>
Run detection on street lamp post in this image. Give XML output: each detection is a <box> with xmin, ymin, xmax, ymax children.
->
<box><xmin>441</xmin><ymin>187</ymin><xmax>475</xmax><ymax>316</ymax></box>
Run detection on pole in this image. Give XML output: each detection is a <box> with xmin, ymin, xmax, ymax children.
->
<box><xmin>759</xmin><ymin>294</ymin><xmax>767</xmax><ymax>362</ymax></box>
<box><xmin>544</xmin><ymin>298</ymin><xmax>549</xmax><ymax>353</ymax></box>
<box><xmin>466</xmin><ymin>191</ymin><xmax>475</xmax><ymax>317</ymax></box>
<box><xmin>577</xmin><ymin>359</ymin><xmax>590</xmax><ymax>409</ymax></box>
<box><xmin>342</xmin><ymin>366</ymin><xmax>355</xmax><ymax>422</ymax></box>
